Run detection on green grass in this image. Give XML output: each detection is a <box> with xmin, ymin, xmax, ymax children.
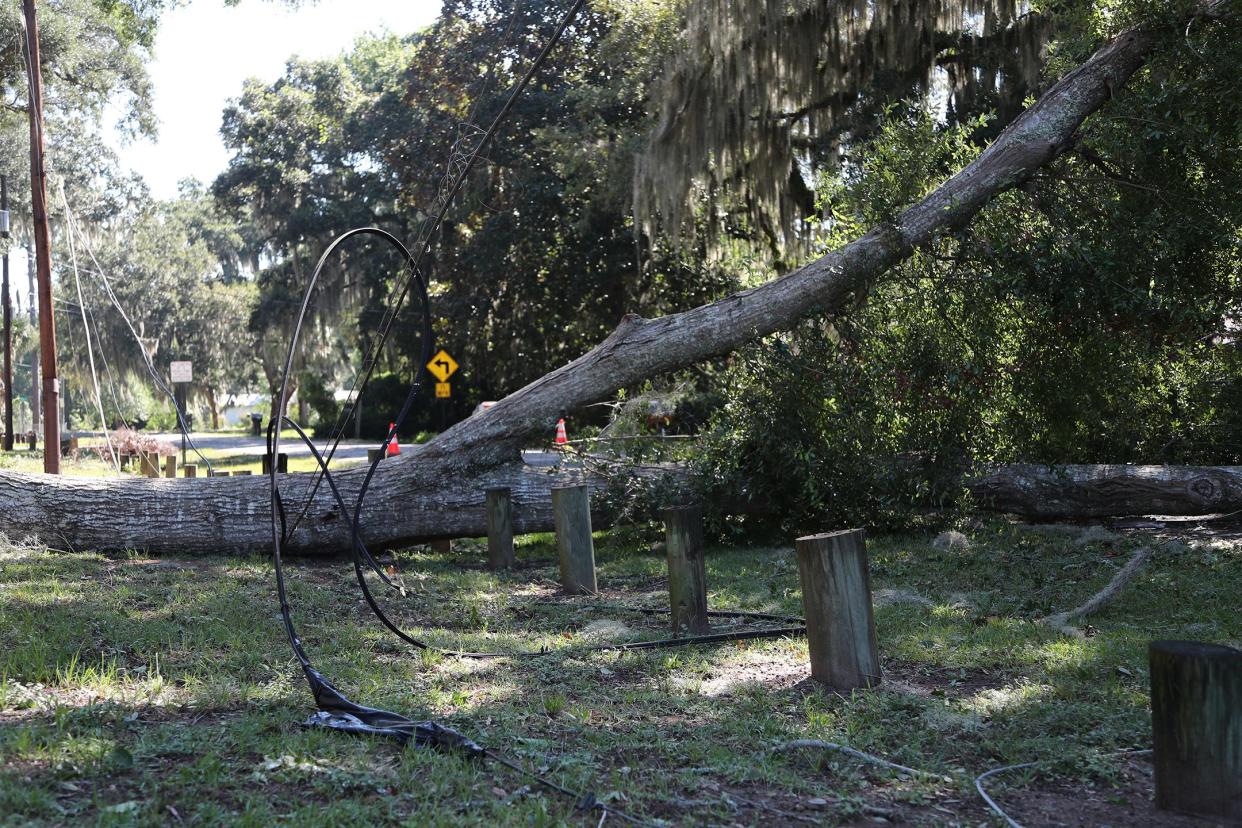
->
<box><xmin>0</xmin><ymin>523</ymin><xmax>1237</xmax><ymax>825</ymax></box>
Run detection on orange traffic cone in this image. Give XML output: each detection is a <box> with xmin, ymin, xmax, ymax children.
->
<box><xmin>387</xmin><ymin>422</ymin><xmax>401</xmax><ymax>456</ymax></box>
<box><xmin>555</xmin><ymin>418</ymin><xmax>568</xmax><ymax>445</ymax></box>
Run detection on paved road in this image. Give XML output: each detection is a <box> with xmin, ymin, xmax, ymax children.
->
<box><xmin>144</xmin><ymin>433</ymin><xmax>564</xmax><ymax>467</ymax></box>
<box><xmin>71</xmin><ymin>428</ymin><xmax>568</xmax><ymax>468</ymax></box>
<box><xmin>148</xmin><ymin>431</ymin><xmax>373</xmax><ymax>462</ymax></box>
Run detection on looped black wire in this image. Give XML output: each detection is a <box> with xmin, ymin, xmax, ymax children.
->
<box><xmin>262</xmin><ymin>3</ymin><xmax>794</xmax><ymax>823</ymax></box>
<box><xmin>263</xmin><ymin>223</ymin><xmax>804</xmax><ymax>660</ymax></box>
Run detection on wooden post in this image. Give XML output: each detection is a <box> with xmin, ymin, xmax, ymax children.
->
<box><xmin>211</xmin><ymin>470</ymin><xmax>230</xmax><ymax>477</ymax></box>
<box><xmin>794</xmin><ymin>529</ymin><xmax>881</xmax><ymax>690</ymax></box>
<box><xmin>1149</xmin><ymin>640</ymin><xmax>1242</xmax><ymax>821</ymax></box>
<box><xmin>140</xmin><ymin>453</ymin><xmax>159</xmax><ymax>478</ymax></box>
<box><xmin>430</xmin><ymin>539</ymin><xmax>451</xmax><ymax>553</ymax></box>
<box><xmin>163</xmin><ymin>455</ymin><xmax>176</xmax><ymax>478</ymax></box>
<box><xmin>119</xmin><ymin>453</ymin><xmax>130</xmax><ymax>469</ymax></box>
<box><xmin>664</xmin><ymin>506</ymin><xmax>708</xmax><ymax>634</ymax></box>
<box><xmin>485</xmin><ymin>487</ymin><xmax>515</xmax><ymax>570</ymax></box>
<box><xmin>552</xmin><ymin>485</ymin><xmax>596</xmax><ymax>595</ymax></box>
<box><xmin>235</xmin><ymin>470</ymin><xmax>252</xmax><ymax>476</ymax></box>
<box><xmin>367</xmin><ymin>448</ymin><xmax>384</xmax><ymax>464</ymax></box>
<box><xmin>262</xmin><ymin>452</ymin><xmax>288</xmax><ymax>474</ymax></box>
<box><xmin>183</xmin><ymin>463</ymin><xmax>197</xmax><ymax>478</ymax></box>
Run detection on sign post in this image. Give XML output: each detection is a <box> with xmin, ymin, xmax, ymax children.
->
<box><xmin>426</xmin><ymin>349</ymin><xmax>458</xmax><ymax>432</ymax></box>
<box><xmin>170</xmin><ymin>361</ymin><xmax>192</xmax><ymax>464</ymax></box>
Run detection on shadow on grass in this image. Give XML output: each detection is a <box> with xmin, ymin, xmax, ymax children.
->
<box><xmin>1</xmin><ymin>522</ymin><xmax>1238</xmax><ymax>826</ymax></box>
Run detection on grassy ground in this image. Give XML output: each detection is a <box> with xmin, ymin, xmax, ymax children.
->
<box><xmin>0</xmin><ymin>522</ymin><xmax>1237</xmax><ymax>826</ymax></box>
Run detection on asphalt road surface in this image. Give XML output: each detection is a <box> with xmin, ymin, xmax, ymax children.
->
<box><xmin>142</xmin><ymin>431</ymin><xmax>564</xmax><ymax>467</ymax></box>
<box><xmin>148</xmin><ymin>430</ymin><xmax>372</xmax><ymax>462</ymax></box>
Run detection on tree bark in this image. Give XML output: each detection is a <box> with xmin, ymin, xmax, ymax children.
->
<box><xmin>1149</xmin><ymin>640</ymin><xmax>1242</xmax><ymax>821</ymax></box>
<box><xmin>0</xmin><ymin>9</ymin><xmax>1226</xmax><ymax>555</ymax></box>
<box><xmin>208</xmin><ymin>385</ymin><xmax>220</xmax><ymax>431</ymax></box>
<box><xmin>967</xmin><ymin>464</ymin><xmax>1242</xmax><ymax>519</ymax></box>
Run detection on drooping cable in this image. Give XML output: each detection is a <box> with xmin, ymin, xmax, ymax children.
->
<box><xmin>260</xmin><ymin>4</ymin><xmax>804</xmax><ymax>824</ymax></box>
<box><xmin>57</xmin><ymin>181</ymin><xmax>119</xmax><ymax>474</ymax></box>
<box><xmin>57</xmin><ymin>202</ymin><xmax>214</xmax><ymax>474</ymax></box>
<box><xmin>281</xmin><ymin>0</ymin><xmax>590</xmax><ymax>541</ymax></box>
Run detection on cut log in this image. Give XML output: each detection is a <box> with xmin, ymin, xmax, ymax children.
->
<box><xmin>795</xmin><ymin>529</ymin><xmax>881</xmax><ymax>690</ymax></box>
<box><xmin>968</xmin><ymin>464</ymin><xmax>1242</xmax><ymax>519</ymax></box>
<box><xmin>1149</xmin><ymin>640</ymin><xmax>1242</xmax><ymax>821</ymax></box>
<box><xmin>664</xmin><ymin>506</ymin><xmax>708</xmax><ymax>634</ymax></box>
<box><xmin>553</xmin><ymin>484</ymin><xmax>596</xmax><ymax>594</ymax></box>
<box><xmin>485</xmin><ymin>487</ymin><xmax>515</xmax><ymax>570</ymax></box>
<box><xmin>0</xmin><ymin>6</ymin><xmax>1229</xmax><ymax>555</ymax></box>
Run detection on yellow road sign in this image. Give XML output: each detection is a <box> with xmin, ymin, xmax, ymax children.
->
<box><xmin>435</xmin><ymin>382</ymin><xmax>451</xmax><ymax>399</ymax></box>
<box><xmin>426</xmin><ymin>349</ymin><xmax>459</xmax><ymax>382</ymax></box>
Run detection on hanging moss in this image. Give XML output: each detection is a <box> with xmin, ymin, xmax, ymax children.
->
<box><xmin>634</xmin><ymin>0</ymin><xmax>1052</xmax><ymax>262</ymax></box>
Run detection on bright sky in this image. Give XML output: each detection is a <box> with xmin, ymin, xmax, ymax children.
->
<box><xmin>108</xmin><ymin>0</ymin><xmax>443</xmax><ymax>200</ymax></box>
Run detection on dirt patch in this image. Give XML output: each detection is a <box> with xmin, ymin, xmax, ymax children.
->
<box><xmin>652</xmin><ymin>780</ymin><xmax>1012</xmax><ymax>827</ymax></box>
<box><xmin>882</xmin><ymin>659</ymin><xmax>1008</xmax><ymax>700</ymax></box>
<box><xmin>978</xmin><ymin>753</ymin><xmax>1220</xmax><ymax>828</ymax></box>
<box><xmin>701</xmin><ymin>658</ymin><xmax>808</xmax><ymax>698</ymax></box>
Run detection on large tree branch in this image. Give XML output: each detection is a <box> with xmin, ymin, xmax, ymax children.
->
<box><xmin>0</xmin><ymin>8</ymin><xmax>1225</xmax><ymax>555</ymax></box>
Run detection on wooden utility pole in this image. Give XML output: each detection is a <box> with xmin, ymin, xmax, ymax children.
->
<box><xmin>22</xmin><ymin>0</ymin><xmax>60</xmax><ymax>473</ymax></box>
<box><xmin>26</xmin><ymin>242</ymin><xmax>38</xmax><ymax>441</ymax></box>
<box><xmin>1</xmin><ymin>174</ymin><xmax>12</xmax><ymax>451</ymax></box>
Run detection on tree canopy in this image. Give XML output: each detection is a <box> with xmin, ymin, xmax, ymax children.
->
<box><xmin>5</xmin><ymin>0</ymin><xmax>1240</xmax><ymax>533</ymax></box>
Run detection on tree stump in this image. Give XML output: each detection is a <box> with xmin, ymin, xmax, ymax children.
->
<box><xmin>1150</xmin><ymin>640</ymin><xmax>1242</xmax><ymax>821</ymax></box>
<box><xmin>140</xmin><ymin>454</ymin><xmax>159</xmax><ymax>478</ymax></box>
<box><xmin>552</xmin><ymin>485</ymin><xmax>596</xmax><ymax>594</ymax></box>
<box><xmin>485</xmin><ymin>487</ymin><xmax>515</xmax><ymax>570</ymax></box>
<box><xmin>664</xmin><ymin>506</ymin><xmax>708</xmax><ymax>634</ymax></box>
<box><xmin>183</xmin><ymin>464</ymin><xmax>197</xmax><ymax>478</ymax></box>
<box><xmin>164</xmin><ymin>455</ymin><xmax>177</xmax><ymax>478</ymax></box>
<box><xmin>794</xmin><ymin>529</ymin><xmax>881</xmax><ymax>690</ymax></box>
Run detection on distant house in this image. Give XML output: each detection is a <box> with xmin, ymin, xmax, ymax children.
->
<box><xmin>220</xmin><ymin>392</ymin><xmax>267</xmax><ymax>427</ymax></box>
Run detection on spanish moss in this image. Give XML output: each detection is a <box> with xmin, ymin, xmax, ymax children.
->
<box><xmin>635</xmin><ymin>0</ymin><xmax>1053</xmax><ymax>262</ymax></box>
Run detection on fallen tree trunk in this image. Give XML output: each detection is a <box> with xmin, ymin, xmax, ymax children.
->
<box><xmin>0</xmin><ymin>5</ymin><xmax>1228</xmax><ymax>555</ymax></box>
<box><xmin>1</xmin><ymin>456</ymin><xmax>685</xmax><ymax>556</ymax></box>
<box><xmin>967</xmin><ymin>464</ymin><xmax>1242</xmax><ymax>519</ymax></box>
